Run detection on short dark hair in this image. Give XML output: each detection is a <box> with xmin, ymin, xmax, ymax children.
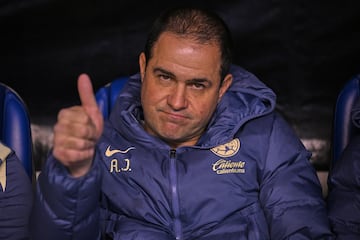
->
<box><xmin>144</xmin><ymin>7</ymin><xmax>233</xmax><ymax>81</ymax></box>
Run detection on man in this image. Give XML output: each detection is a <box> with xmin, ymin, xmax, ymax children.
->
<box><xmin>31</xmin><ymin>6</ymin><xmax>334</xmax><ymax>239</ymax></box>
<box><xmin>0</xmin><ymin>141</ymin><xmax>33</xmax><ymax>240</ymax></box>
<box><xmin>327</xmin><ymin>97</ymin><xmax>360</xmax><ymax>239</ymax></box>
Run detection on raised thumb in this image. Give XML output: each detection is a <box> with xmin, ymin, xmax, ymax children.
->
<box><xmin>77</xmin><ymin>73</ymin><xmax>104</xmax><ymax>138</ymax></box>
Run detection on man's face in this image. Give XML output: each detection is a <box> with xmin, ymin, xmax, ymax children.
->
<box><xmin>139</xmin><ymin>32</ymin><xmax>232</xmax><ymax>148</ymax></box>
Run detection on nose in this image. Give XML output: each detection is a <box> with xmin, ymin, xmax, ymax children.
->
<box><xmin>167</xmin><ymin>84</ymin><xmax>187</xmax><ymax>110</ymax></box>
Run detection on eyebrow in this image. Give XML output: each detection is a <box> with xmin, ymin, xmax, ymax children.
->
<box><xmin>153</xmin><ymin>67</ymin><xmax>175</xmax><ymax>78</ymax></box>
<box><xmin>153</xmin><ymin>67</ymin><xmax>212</xmax><ymax>86</ymax></box>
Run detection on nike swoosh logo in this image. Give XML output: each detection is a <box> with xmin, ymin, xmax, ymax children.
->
<box><xmin>105</xmin><ymin>145</ymin><xmax>136</xmax><ymax>157</ymax></box>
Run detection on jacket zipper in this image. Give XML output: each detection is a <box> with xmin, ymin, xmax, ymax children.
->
<box><xmin>170</xmin><ymin>149</ymin><xmax>183</xmax><ymax>240</ymax></box>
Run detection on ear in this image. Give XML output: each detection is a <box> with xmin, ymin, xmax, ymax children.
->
<box><xmin>139</xmin><ymin>52</ymin><xmax>146</xmax><ymax>82</ymax></box>
<box><xmin>218</xmin><ymin>74</ymin><xmax>233</xmax><ymax>102</ymax></box>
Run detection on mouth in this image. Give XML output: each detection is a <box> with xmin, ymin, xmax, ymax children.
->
<box><xmin>161</xmin><ymin>110</ymin><xmax>189</xmax><ymax>123</ymax></box>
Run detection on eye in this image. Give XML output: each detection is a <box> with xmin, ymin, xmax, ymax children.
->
<box><xmin>192</xmin><ymin>82</ymin><xmax>205</xmax><ymax>89</ymax></box>
<box><xmin>189</xmin><ymin>81</ymin><xmax>207</xmax><ymax>90</ymax></box>
<box><xmin>158</xmin><ymin>74</ymin><xmax>171</xmax><ymax>81</ymax></box>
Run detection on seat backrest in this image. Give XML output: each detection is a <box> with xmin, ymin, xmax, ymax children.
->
<box><xmin>332</xmin><ymin>74</ymin><xmax>360</xmax><ymax>168</ymax></box>
<box><xmin>95</xmin><ymin>77</ymin><xmax>129</xmax><ymax>119</ymax></box>
<box><xmin>0</xmin><ymin>83</ymin><xmax>33</xmax><ymax>180</ymax></box>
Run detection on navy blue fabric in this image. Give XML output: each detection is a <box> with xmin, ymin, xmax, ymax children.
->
<box><xmin>32</xmin><ymin>65</ymin><xmax>333</xmax><ymax>239</ymax></box>
<box><xmin>0</xmin><ymin>145</ymin><xmax>33</xmax><ymax>240</ymax></box>
<box><xmin>351</xmin><ymin>97</ymin><xmax>360</xmax><ymax>128</ymax></box>
<box><xmin>327</xmin><ymin>97</ymin><xmax>360</xmax><ymax>239</ymax></box>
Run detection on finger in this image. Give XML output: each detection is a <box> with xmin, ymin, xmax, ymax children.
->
<box><xmin>53</xmin><ymin>133</ymin><xmax>96</xmax><ymax>151</ymax></box>
<box><xmin>54</xmin><ymin>117</ymin><xmax>98</xmax><ymax>141</ymax></box>
<box><xmin>77</xmin><ymin>74</ymin><xmax>104</xmax><ymax>138</ymax></box>
<box><xmin>53</xmin><ymin>145</ymin><xmax>94</xmax><ymax>171</ymax></box>
<box><xmin>77</xmin><ymin>73</ymin><xmax>98</xmax><ymax>110</ymax></box>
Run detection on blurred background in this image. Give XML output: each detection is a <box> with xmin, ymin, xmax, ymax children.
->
<box><xmin>1</xmin><ymin>0</ymin><xmax>360</xmax><ymax>178</ymax></box>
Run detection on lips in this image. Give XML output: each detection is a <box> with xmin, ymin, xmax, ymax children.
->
<box><xmin>167</xmin><ymin>112</ymin><xmax>186</xmax><ymax>120</ymax></box>
<box><xmin>162</xmin><ymin>110</ymin><xmax>190</xmax><ymax>122</ymax></box>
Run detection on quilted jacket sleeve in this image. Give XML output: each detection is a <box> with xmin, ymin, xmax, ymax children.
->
<box><xmin>259</xmin><ymin>113</ymin><xmax>334</xmax><ymax>239</ymax></box>
<box><xmin>30</xmin><ymin>152</ymin><xmax>102</xmax><ymax>240</ymax></box>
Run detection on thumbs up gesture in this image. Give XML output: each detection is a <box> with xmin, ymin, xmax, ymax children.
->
<box><xmin>52</xmin><ymin>74</ymin><xmax>104</xmax><ymax>177</ymax></box>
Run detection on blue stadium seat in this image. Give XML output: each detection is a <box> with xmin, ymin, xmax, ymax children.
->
<box><xmin>332</xmin><ymin>74</ymin><xmax>360</xmax><ymax>168</ymax></box>
<box><xmin>0</xmin><ymin>83</ymin><xmax>33</xmax><ymax>180</ymax></box>
<box><xmin>95</xmin><ymin>77</ymin><xmax>129</xmax><ymax>119</ymax></box>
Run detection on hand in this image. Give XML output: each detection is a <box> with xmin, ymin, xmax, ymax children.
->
<box><xmin>52</xmin><ymin>74</ymin><xmax>104</xmax><ymax>177</ymax></box>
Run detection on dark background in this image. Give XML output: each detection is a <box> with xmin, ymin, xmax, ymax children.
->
<box><xmin>1</xmin><ymin>0</ymin><xmax>360</xmax><ymax>169</ymax></box>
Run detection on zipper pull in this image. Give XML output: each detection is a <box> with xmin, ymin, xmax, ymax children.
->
<box><xmin>170</xmin><ymin>149</ymin><xmax>176</xmax><ymax>158</ymax></box>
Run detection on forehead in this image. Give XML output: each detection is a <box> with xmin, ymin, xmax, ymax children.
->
<box><xmin>149</xmin><ymin>32</ymin><xmax>222</xmax><ymax>80</ymax></box>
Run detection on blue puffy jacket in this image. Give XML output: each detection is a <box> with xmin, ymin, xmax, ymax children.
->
<box><xmin>327</xmin><ymin>98</ymin><xmax>360</xmax><ymax>239</ymax></box>
<box><xmin>31</xmin><ymin>65</ymin><xmax>334</xmax><ymax>239</ymax></box>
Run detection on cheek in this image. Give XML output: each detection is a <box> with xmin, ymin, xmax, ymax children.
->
<box><xmin>193</xmin><ymin>100</ymin><xmax>217</xmax><ymax>119</ymax></box>
<box><xmin>194</xmin><ymin>91</ymin><xmax>219</xmax><ymax>110</ymax></box>
<box><xmin>141</xmin><ymin>81</ymin><xmax>155</xmax><ymax>102</ymax></box>
<box><xmin>141</xmin><ymin>83</ymin><xmax>166</xmax><ymax>107</ymax></box>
